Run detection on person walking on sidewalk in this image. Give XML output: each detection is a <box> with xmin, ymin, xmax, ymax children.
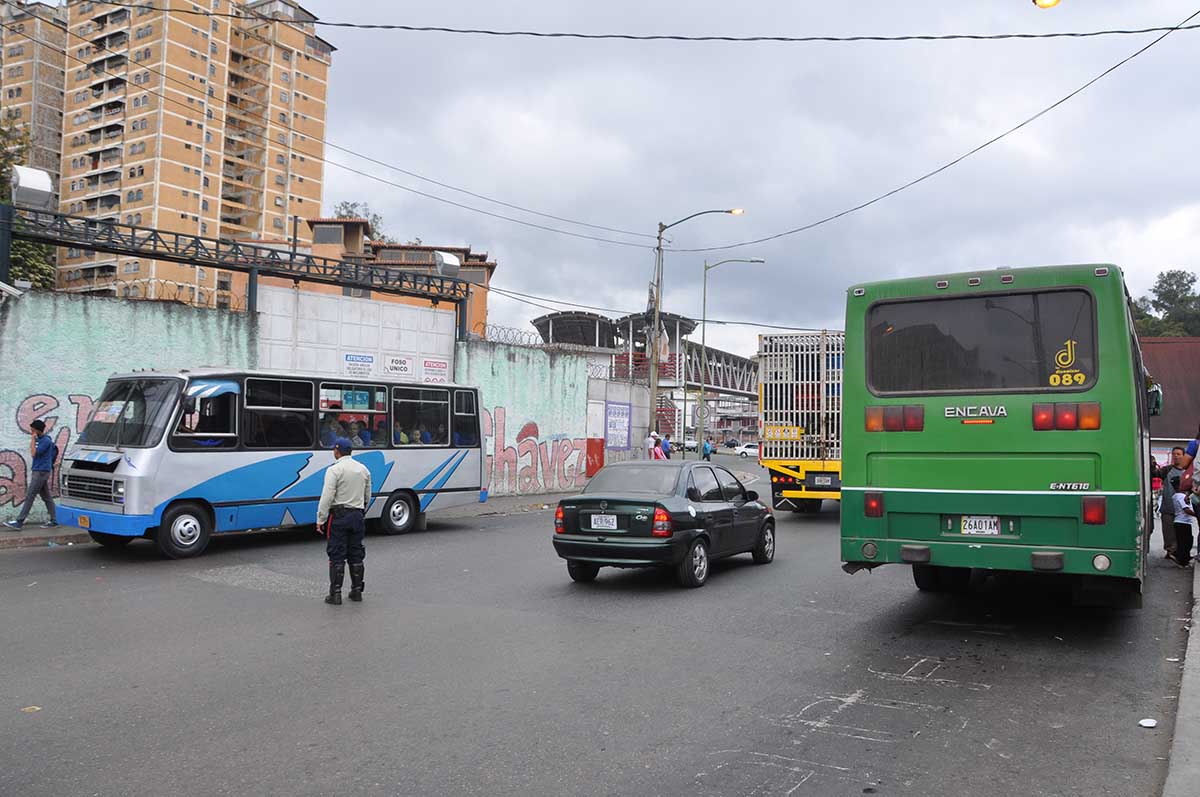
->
<box><xmin>1154</xmin><ymin>446</ymin><xmax>1187</xmax><ymax>559</ymax></box>
<box><xmin>4</xmin><ymin>420</ymin><xmax>58</xmax><ymax>531</ymax></box>
<box><xmin>317</xmin><ymin>438</ymin><xmax>371</xmax><ymax>605</ymax></box>
<box><xmin>1170</xmin><ymin>475</ymin><xmax>1195</xmax><ymax>568</ymax></box>
<box><xmin>702</xmin><ymin>437</ymin><xmax>714</xmax><ymax>462</ymax></box>
<box><xmin>660</xmin><ymin>433</ymin><xmax>673</xmax><ymax>460</ymax></box>
<box><xmin>644</xmin><ymin>430</ymin><xmax>658</xmax><ymax>460</ymax></box>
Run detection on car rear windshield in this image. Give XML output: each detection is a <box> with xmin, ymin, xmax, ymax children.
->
<box><xmin>868</xmin><ymin>290</ymin><xmax>1096</xmax><ymax>394</ymax></box>
<box><xmin>583</xmin><ymin>466</ymin><xmax>680</xmax><ymax>495</ymax></box>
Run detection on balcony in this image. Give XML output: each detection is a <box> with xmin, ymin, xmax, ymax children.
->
<box><xmin>613</xmin><ymin>354</ymin><xmax>681</xmax><ymax>381</ymax></box>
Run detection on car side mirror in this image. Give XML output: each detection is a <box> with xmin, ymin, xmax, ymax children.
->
<box><xmin>745</xmin><ymin>490</ymin><xmax>759</xmax><ymax>502</ymax></box>
<box><xmin>182</xmin><ymin>397</ymin><xmax>196</xmax><ymax>415</ymax></box>
<box><xmin>1148</xmin><ymin>384</ymin><xmax>1163</xmax><ymax>417</ymax></box>
<box><xmin>688</xmin><ymin>487</ymin><xmax>702</xmax><ymax>502</ymax></box>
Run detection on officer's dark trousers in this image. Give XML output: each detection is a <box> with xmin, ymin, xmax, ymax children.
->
<box><xmin>327</xmin><ymin>509</ymin><xmax>365</xmax><ymax>566</ymax></box>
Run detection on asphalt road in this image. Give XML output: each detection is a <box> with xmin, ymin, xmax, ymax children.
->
<box><xmin>0</xmin><ymin>462</ymin><xmax>1191</xmax><ymax>796</ymax></box>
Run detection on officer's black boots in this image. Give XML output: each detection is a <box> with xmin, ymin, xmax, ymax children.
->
<box><xmin>348</xmin><ymin>564</ymin><xmax>365</xmax><ymax>602</ymax></box>
<box><xmin>325</xmin><ymin>562</ymin><xmax>344</xmax><ymax>605</ymax></box>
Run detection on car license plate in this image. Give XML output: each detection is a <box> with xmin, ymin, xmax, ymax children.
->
<box><xmin>590</xmin><ymin>514</ymin><xmax>617</xmax><ymax>530</ymax></box>
<box><xmin>78</xmin><ymin>515</ymin><xmax>90</xmax><ymax>529</ymax></box>
<box><xmin>961</xmin><ymin>515</ymin><xmax>999</xmax><ymax>535</ymax></box>
<box><xmin>813</xmin><ymin>475</ymin><xmax>833</xmax><ymax>487</ymax></box>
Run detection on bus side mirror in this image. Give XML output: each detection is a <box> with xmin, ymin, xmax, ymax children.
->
<box><xmin>182</xmin><ymin>397</ymin><xmax>196</xmax><ymax>415</ymax></box>
<box><xmin>1148</xmin><ymin>384</ymin><xmax>1163</xmax><ymax>417</ymax></box>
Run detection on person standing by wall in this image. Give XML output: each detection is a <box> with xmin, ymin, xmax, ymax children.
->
<box><xmin>4</xmin><ymin>420</ymin><xmax>58</xmax><ymax>531</ymax></box>
<box><xmin>660</xmin><ymin>433</ymin><xmax>672</xmax><ymax>460</ymax></box>
<box><xmin>702</xmin><ymin>437</ymin><xmax>714</xmax><ymax>462</ymax></box>
<box><xmin>1154</xmin><ymin>447</ymin><xmax>1186</xmax><ymax>559</ymax></box>
<box><xmin>1170</xmin><ymin>475</ymin><xmax>1194</xmax><ymax>568</ymax></box>
<box><xmin>316</xmin><ymin>438</ymin><xmax>372</xmax><ymax>605</ymax></box>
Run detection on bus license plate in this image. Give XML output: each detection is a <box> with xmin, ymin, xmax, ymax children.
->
<box><xmin>961</xmin><ymin>515</ymin><xmax>999</xmax><ymax>535</ymax></box>
<box><xmin>813</xmin><ymin>476</ymin><xmax>833</xmax><ymax>487</ymax></box>
<box><xmin>591</xmin><ymin>514</ymin><xmax>617</xmax><ymax>530</ymax></box>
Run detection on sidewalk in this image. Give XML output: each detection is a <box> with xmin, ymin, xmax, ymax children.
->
<box><xmin>1164</xmin><ymin>563</ymin><xmax>1200</xmax><ymax>797</ymax></box>
<box><xmin>0</xmin><ymin>491</ymin><xmax>578</xmax><ymax>552</ymax></box>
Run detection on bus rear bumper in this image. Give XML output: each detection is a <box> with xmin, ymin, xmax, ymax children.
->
<box><xmin>56</xmin><ymin>505</ymin><xmax>154</xmax><ymax>538</ymax></box>
<box><xmin>841</xmin><ymin>537</ymin><xmax>1139</xmax><ymax>579</ymax></box>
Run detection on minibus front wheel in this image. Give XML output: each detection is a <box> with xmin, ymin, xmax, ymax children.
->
<box><xmin>156</xmin><ymin>502</ymin><xmax>213</xmax><ymax>559</ymax></box>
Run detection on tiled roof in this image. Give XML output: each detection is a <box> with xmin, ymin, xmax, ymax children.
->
<box><xmin>1141</xmin><ymin>337</ymin><xmax>1200</xmax><ymax>440</ymax></box>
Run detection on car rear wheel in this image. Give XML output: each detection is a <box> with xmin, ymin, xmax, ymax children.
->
<box><xmin>379</xmin><ymin>492</ymin><xmax>417</xmax><ymax>535</ymax></box>
<box><xmin>567</xmin><ymin>561</ymin><xmax>600</xmax><ymax>583</ymax></box>
<box><xmin>89</xmin><ymin>531</ymin><xmax>133</xmax><ymax>548</ymax></box>
<box><xmin>155</xmin><ymin>502</ymin><xmax>211</xmax><ymax>559</ymax></box>
<box><xmin>677</xmin><ymin>538</ymin><xmax>709</xmax><ymax>588</ymax></box>
<box><xmin>752</xmin><ymin>521</ymin><xmax>775</xmax><ymax>564</ymax></box>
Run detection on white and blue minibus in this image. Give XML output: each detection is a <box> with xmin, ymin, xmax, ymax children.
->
<box><xmin>57</xmin><ymin>369</ymin><xmax>485</xmax><ymax>557</ymax></box>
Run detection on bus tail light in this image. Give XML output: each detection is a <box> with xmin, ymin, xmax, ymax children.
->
<box><xmin>554</xmin><ymin>505</ymin><xmax>564</xmax><ymax>533</ymax></box>
<box><xmin>1054</xmin><ymin>403</ymin><xmax>1079</xmax><ymax>430</ymax></box>
<box><xmin>864</xmin><ymin>492</ymin><xmax>884</xmax><ymax>518</ymax></box>
<box><xmin>1078</xmin><ymin>402</ymin><xmax>1101</xmax><ymax>430</ymax></box>
<box><xmin>652</xmin><ymin>507</ymin><xmax>673</xmax><ymax>537</ymax></box>
<box><xmin>1082</xmin><ymin>497</ymin><xmax>1106</xmax><ymax>525</ymax></box>
<box><xmin>866</xmin><ymin>405</ymin><xmax>924</xmax><ymax>432</ymax></box>
<box><xmin>1033</xmin><ymin>404</ymin><xmax>1055</xmax><ymax>431</ymax></box>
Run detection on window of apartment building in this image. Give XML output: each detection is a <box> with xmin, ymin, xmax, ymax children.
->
<box><xmin>217</xmin><ymin>274</ymin><xmax>231</xmax><ymax>291</ymax></box>
<box><xmin>128</xmin><ymin>142</ymin><xmax>146</xmax><ymax>155</ymax></box>
<box><xmin>279</xmin><ymin>91</ymin><xmax>289</xmax><ymax>103</ymax></box>
<box><xmin>128</xmin><ymin>165</ymin><xmax>143</xmax><ymax>177</ymax></box>
<box><xmin>209</xmin><ymin>64</ymin><xmax>215</xmax><ymax>76</ymax></box>
<box><xmin>274</xmin><ymin>174</ymin><xmax>285</xmax><ymax>186</ymax></box>
<box><xmin>281</xmin><ymin>72</ymin><xmax>290</xmax><ymax>83</ymax></box>
<box><xmin>6</xmin><ymin>66</ymin><xmax>24</xmax><ymax>79</ymax></box>
<box><xmin>277</xmin><ymin>112</ymin><xmax>287</xmax><ymax>124</ymax></box>
<box><xmin>123</xmin><ymin>262</ymin><xmax>140</xmax><ymax>273</ymax></box>
<box><xmin>200</xmin><ymin>222</ymin><xmax>208</xmax><ymax>234</ymax></box>
<box><xmin>203</xmin><ymin>154</ymin><xmax>211</xmax><ymax>166</ymax></box>
<box><xmin>5</xmin><ymin>87</ymin><xmax>22</xmax><ymax>99</ymax></box>
<box><xmin>6</xmin><ymin>108</ymin><xmax>23</xmax><ymax>121</ymax></box>
<box><xmin>273</xmin><ymin>197</ymin><xmax>283</xmax><ymax>207</ymax></box>
<box><xmin>272</xmin><ymin>218</ymin><xmax>284</xmax><ymax>229</ymax></box>
<box><xmin>210</xmin><ymin>42</ymin><xmax>217</xmax><ymax>54</ymax></box>
<box><xmin>275</xmin><ymin>154</ymin><xmax>286</xmax><ymax>165</ymax></box>
<box><xmin>277</xmin><ymin>133</ymin><xmax>285</xmax><ymax>144</ymax></box>
<box><xmin>7</xmin><ymin>45</ymin><xmax>24</xmax><ymax>57</ymax></box>
<box><xmin>201</xmin><ymin>200</ymin><xmax>209</xmax><ymax>211</ymax></box>
<box><xmin>312</xmin><ymin>225</ymin><xmax>343</xmax><ymax>245</ymax></box>
<box><xmin>202</xmin><ymin>176</ymin><xmax>210</xmax><ymax>187</ymax></box>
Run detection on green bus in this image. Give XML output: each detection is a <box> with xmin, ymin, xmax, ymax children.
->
<box><xmin>840</xmin><ymin>264</ymin><xmax>1162</xmax><ymax>601</ymax></box>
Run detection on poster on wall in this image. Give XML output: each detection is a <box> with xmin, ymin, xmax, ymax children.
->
<box><xmin>342</xmin><ymin>353</ymin><xmax>375</xmax><ymax>378</ymax></box>
<box><xmin>422</xmin><ymin>358</ymin><xmax>450</xmax><ymax>383</ymax></box>
<box><xmin>384</xmin><ymin>355</ymin><xmax>415</xmax><ymax>380</ymax></box>
<box><xmin>605</xmin><ymin>401</ymin><xmax>631</xmax><ymax>450</ymax></box>
<box><xmin>587</xmin><ymin>400</ymin><xmax>606</xmax><ymax>439</ymax></box>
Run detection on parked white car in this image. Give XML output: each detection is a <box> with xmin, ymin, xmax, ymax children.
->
<box><xmin>736</xmin><ymin>442</ymin><xmax>759</xmax><ymax>458</ymax></box>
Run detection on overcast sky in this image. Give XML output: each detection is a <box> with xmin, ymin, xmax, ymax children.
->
<box><xmin>303</xmin><ymin>0</ymin><xmax>1199</xmax><ymax>355</ymax></box>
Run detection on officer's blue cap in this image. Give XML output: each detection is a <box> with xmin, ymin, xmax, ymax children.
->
<box><xmin>333</xmin><ymin>437</ymin><xmax>353</xmax><ymax>453</ymax></box>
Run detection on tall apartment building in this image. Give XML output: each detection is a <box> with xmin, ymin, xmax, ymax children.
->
<box><xmin>0</xmin><ymin>1</ymin><xmax>67</xmax><ymax>201</ymax></box>
<box><xmin>57</xmin><ymin>0</ymin><xmax>333</xmax><ymax>308</ymax></box>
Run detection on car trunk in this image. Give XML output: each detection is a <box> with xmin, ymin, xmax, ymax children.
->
<box><xmin>560</xmin><ymin>494</ymin><xmax>664</xmax><ymax>537</ymax></box>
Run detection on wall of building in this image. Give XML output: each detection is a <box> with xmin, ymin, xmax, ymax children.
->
<box><xmin>587</xmin><ymin>377</ymin><xmax>651</xmax><ymax>466</ymax></box>
<box><xmin>255</xmin><ymin>285</ymin><xmax>456</xmax><ymax>380</ymax></box>
<box><xmin>0</xmin><ymin>290</ymin><xmax>255</xmax><ymax>519</ymax></box>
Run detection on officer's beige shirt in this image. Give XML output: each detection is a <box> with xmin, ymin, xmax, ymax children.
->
<box><xmin>317</xmin><ymin>455</ymin><xmax>372</xmax><ymax>526</ymax></box>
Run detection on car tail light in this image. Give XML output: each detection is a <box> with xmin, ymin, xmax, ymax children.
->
<box><xmin>652</xmin><ymin>507</ymin><xmax>673</xmax><ymax>537</ymax></box>
<box><xmin>1078</xmin><ymin>402</ymin><xmax>1101</xmax><ymax>430</ymax></box>
<box><xmin>864</xmin><ymin>492</ymin><xmax>884</xmax><ymax>518</ymax></box>
<box><xmin>1054</xmin><ymin>403</ymin><xmax>1078</xmax><ymax>430</ymax></box>
<box><xmin>1082</xmin><ymin>496</ymin><xmax>1106</xmax><ymax>525</ymax></box>
<box><xmin>1033</xmin><ymin>404</ymin><xmax>1054</xmax><ymax>431</ymax></box>
<box><xmin>867</xmin><ymin>405</ymin><xmax>924</xmax><ymax>432</ymax></box>
<box><xmin>554</xmin><ymin>505</ymin><xmax>564</xmax><ymax>533</ymax></box>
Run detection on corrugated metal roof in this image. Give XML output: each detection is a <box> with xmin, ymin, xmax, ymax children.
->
<box><xmin>1141</xmin><ymin>337</ymin><xmax>1200</xmax><ymax>440</ymax></box>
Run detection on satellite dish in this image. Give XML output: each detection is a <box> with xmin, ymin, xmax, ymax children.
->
<box><xmin>434</xmin><ymin>250</ymin><xmax>461</xmax><ymax>278</ymax></box>
<box><xmin>11</xmin><ymin>166</ymin><xmax>54</xmax><ymax>210</ymax></box>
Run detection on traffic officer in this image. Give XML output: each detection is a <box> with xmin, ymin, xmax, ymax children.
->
<box><xmin>317</xmin><ymin>437</ymin><xmax>372</xmax><ymax>605</ymax></box>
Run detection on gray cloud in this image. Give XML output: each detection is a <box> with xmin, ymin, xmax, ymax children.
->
<box><xmin>307</xmin><ymin>0</ymin><xmax>1199</xmax><ymax>354</ymax></box>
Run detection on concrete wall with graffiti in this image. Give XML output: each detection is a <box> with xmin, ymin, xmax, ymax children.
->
<box><xmin>0</xmin><ymin>291</ymin><xmax>255</xmax><ymax>521</ymax></box>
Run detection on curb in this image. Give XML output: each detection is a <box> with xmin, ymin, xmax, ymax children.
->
<box><xmin>0</xmin><ymin>531</ymin><xmax>93</xmax><ymax>550</ymax></box>
<box><xmin>1164</xmin><ymin>564</ymin><xmax>1200</xmax><ymax>797</ymax></box>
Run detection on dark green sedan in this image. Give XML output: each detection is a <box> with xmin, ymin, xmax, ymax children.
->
<box><xmin>552</xmin><ymin>460</ymin><xmax>775</xmax><ymax>588</ymax></box>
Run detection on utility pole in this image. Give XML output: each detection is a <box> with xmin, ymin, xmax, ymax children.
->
<box><xmin>647</xmin><ymin>223</ymin><xmax>666</xmax><ymax>433</ymax></box>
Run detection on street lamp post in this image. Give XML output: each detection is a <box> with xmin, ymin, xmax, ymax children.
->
<box><xmin>697</xmin><ymin>258</ymin><xmax>765</xmax><ymax>454</ymax></box>
<box><xmin>648</xmin><ymin>208</ymin><xmax>743</xmax><ymax>442</ymax></box>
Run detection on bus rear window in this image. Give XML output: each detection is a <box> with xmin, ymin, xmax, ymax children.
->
<box><xmin>868</xmin><ymin>290</ymin><xmax>1096</xmax><ymax>394</ymax></box>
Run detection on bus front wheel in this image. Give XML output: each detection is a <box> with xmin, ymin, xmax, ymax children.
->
<box><xmin>912</xmin><ymin>564</ymin><xmax>970</xmax><ymax>593</ymax></box>
<box><xmin>379</xmin><ymin>493</ymin><xmax>418</xmax><ymax>535</ymax></box>
<box><xmin>89</xmin><ymin>531</ymin><xmax>133</xmax><ymax>548</ymax></box>
<box><xmin>155</xmin><ymin>502</ymin><xmax>212</xmax><ymax>559</ymax></box>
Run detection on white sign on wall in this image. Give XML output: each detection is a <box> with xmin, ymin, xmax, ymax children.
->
<box><xmin>384</xmin><ymin>355</ymin><xmax>415</xmax><ymax>379</ymax></box>
<box><xmin>343</xmin><ymin>352</ymin><xmax>375</xmax><ymax>378</ymax></box>
<box><xmin>422</xmin><ymin>357</ymin><xmax>450</xmax><ymax>383</ymax></box>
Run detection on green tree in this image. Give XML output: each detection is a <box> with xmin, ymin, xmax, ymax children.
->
<box><xmin>1134</xmin><ymin>295</ymin><xmax>1186</xmax><ymax>338</ymax></box>
<box><xmin>0</xmin><ymin>117</ymin><xmax>56</xmax><ymax>289</ymax></box>
<box><xmin>331</xmin><ymin>200</ymin><xmax>395</xmax><ymax>243</ymax></box>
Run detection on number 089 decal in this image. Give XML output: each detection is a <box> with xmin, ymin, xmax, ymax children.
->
<box><xmin>1049</xmin><ymin>372</ymin><xmax>1088</xmax><ymax>387</ymax></box>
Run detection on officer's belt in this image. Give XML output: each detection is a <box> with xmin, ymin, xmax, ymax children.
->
<box><xmin>331</xmin><ymin>505</ymin><xmax>363</xmax><ymax>517</ymax></box>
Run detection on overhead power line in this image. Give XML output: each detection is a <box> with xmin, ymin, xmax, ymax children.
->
<box><xmin>675</xmin><ymin>6</ymin><xmax>1200</xmax><ymax>253</ymax></box>
<box><xmin>95</xmin><ymin>2</ymin><xmax>1200</xmax><ymax>44</ymax></box>
<box><xmin>1</xmin><ymin>9</ymin><xmax>654</xmax><ymax>249</ymax></box>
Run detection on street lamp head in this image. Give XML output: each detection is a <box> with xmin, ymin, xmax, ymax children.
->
<box><xmin>1033</xmin><ymin>0</ymin><xmax>1060</xmax><ymax>7</ymax></box>
<box><xmin>748</xmin><ymin>257</ymin><xmax>765</xmax><ymax>263</ymax></box>
<box><xmin>728</xmin><ymin>208</ymin><xmax>745</xmax><ymax>216</ymax></box>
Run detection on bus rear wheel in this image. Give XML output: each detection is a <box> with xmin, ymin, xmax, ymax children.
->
<box><xmin>379</xmin><ymin>492</ymin><xmax>418</xmax><ymax>535</ymax></box>
<box><xmin>89</xmin><ymin>531</ymin><xmax>133</xmax><ymax>548</ymax></box>
<box><xmin>155</xmin><ymin>502</ymin><xmax>212</xmax><ymax>559</ymax></box>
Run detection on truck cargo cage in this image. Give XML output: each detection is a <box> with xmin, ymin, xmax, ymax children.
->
<box><xmin>759</xmin><ymin>331</ymin><xmax>844</xmax><ymax>462</ymax></box>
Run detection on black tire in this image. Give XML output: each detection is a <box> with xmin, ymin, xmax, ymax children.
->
<box><xmin>676</xmin><ymin>538</ymin><xmax>710</xmax><ymax>588</ymax></box>
<box><xmin>940</xmin><ymin>566</ymin><xmax>972</xmax><ymax>593</ymax></box>
<box><xmin>752</xmin><ymin>521</ymin><xmax>775</xmax><ymax>564</ymax></box>
<box><xmin>912</xmin><ymin>564</ymin><xmax>971</xmax><ymax>593</ymax></box>
<box><xmin>912</xmin><ymin>563</ymin><xmax>942</xmax><ymax>591</ymax></box>
<box><xmin>89</xmin><ymin>531</ymin><xmax>133</xmax><ymax>548</ymax></box>
<box><xmin>379</xmin><ymin>492</ymin><xmax>418</xmax><ymax>535</ymax></box>
<box><xmin>567</xmin><ymin>561</ymin><xmax>599</xmax><ymax>583</ymax></box>
<box><xmin>155</xmin><ymin>502</ymin><xmax>212</xmax><ymax>559</ymax></box>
